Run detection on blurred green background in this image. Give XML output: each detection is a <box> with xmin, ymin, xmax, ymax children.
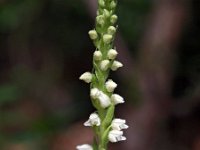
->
<box><xmin>0</xmin><ymin>0</ymin><xmax>200</xmax><ymax>150</ymax></box>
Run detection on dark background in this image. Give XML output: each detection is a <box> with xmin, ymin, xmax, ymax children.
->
<box><xmin>0</xmin><ymin>0</ymin><xmax>200</xmax><ymax>150</ymax></box>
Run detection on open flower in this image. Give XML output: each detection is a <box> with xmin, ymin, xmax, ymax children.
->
<box><xmin>76</xmin><ymin>144</ymin><xmax>93</xmax><ymax>150</ymax></box>
<box><xmin>111</xmin><ymin>118</ymin><xmax>129</xmax><ymax>130</ymax></box>
<box><xmin>111</xmin><ymin>60</ymin><xmax>123</xmax><ymax>71</ymax></box>
<box><xmin>84</xmin><ymin>113</ymin><xmax>101</xmax><ymax>126</ymax></box>
<box><xmin>108</xmin><ymin>130</ymin><xmax>126</xmax><ymax>143</ymax></box>
<box><xmin>111</xmin><ymin>94</ymin><xmax>125</xmax><ymax>104</ymax></box>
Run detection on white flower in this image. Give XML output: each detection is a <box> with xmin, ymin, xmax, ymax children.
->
<box><xmin>84</xmin><ymin>113</ymin><xmax>101</xmax><ymax>126</ymax></box>
<box><xmin>110</xmin><ymin>15</ymin><xmax>118</xmax><ymax>24</ymax></box>
<box><xmin>107</xmin><ymin>26</ymin><xmax>116</xmax><ymax>35</ymax></box>
<box><xmin>111</xmin><ymin>119</ymin><xmax>129</xmax><ymax>130</ymax></box>
<box><xmin>103</xmin><ymin>9</ymin><xmax>110</xmax><ymax>18</ymax></box>
<box><xmin>88</xmin><ymin>30</ymin><xmax>98</xmax><ymax>40</ymax></box>
<box><xmin>107</xmin><ymin>49</ymin><xmax>118</xmax><ymax>60</ymax></box>
<box><xmin>93</xmin><ymin>51</ymin><xmax>102</xmax><ymax>61</ymax></box>
<box><xmin>111</xmin><ymin>60</ymin><xmax>123</xmax><ymax>71</ymax></box>
<box><xmin>100</xmin><ymin>60</ymin><xmax>110</xmax><ymax>71</ymax></box>
<box><xmin>90</xmin><ymin>88</ymin><xmax>100</xmax><ymax>99</ymax></box>
<box><xmin>76</xmin><ymin>144</ymin><xmax>93</xmax><ymax>150</ymax></box>
<box><xmin>111</xmin><ymin>94</ymin><xmax>125</xmax><ymax>104</ymax></box>
<box><xmin>105</xmin><ymin>79</ymin><xmax>117</xmax><ymax>92</ymax></box>
<box><xmin>96</xmin><ymin>15</ymin><xmax>105</xmax><ymax>26</ymax></box>
<box><xmin>79</xmin><ymin>72</ymin><xmax>93</xmax><ymax>83</ymax></box>
<box><xmin>98</xmin><ymin>91</ymin><xmax>111</xmax><ymax>108</ymax></box>
<box><xmin>103</xmin><ymin>34</ymin><xmax>113</xmax><ymax>44</ymax></box>
<box><xmin>108</xmin><ymin>130</ymin><xmax>126</xmax><ymax>143</ymax></box>
<box><xmin>90</xmin><ymin>88</ymin><xmax>111</xmax><ymax>108</ymax></box>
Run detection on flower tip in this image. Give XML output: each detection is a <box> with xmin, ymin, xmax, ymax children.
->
<box><xmin>79</xmin><ymin>72</ymin><xmax>93</xmax><ymax>83</ymax></box>
<box><xmin>76</xmin><ymin>144</ymin><xmax>93</xmax><ymax>150</ymax></box>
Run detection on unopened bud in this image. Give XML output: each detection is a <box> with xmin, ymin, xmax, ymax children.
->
<box><xmin>107</xmin><ymin>49</ymin><xmax>118</xmax><ymax>59</ymax></box>
<box><xmin>88</xmin><ymin>30</ymin><xmax>98</xmax><ymax>40</ymax></box>
<box><xmin>98</xmin><ymin>0</ymin><xmax>105</xmax><ymax>7</ymax></box>
<box><xmin>94</xmin><ymin>51</ymin><xmax>102</xmax><ymax>61</ymax></box>
<box><xmin>100</xmin><ymin>60</ymin><xmax>110</xmax><ymax>71</ymax></box>
<box><xmin>103</xmin><ymin>34</ymin><xmax>113</xmax><ymax>44</ymax></box>
<box><xmin>110</xmin><ymin>1</ymin><xmax>117</xmax><ymax>9</ymax></box>
<box><xmin>107</xmin><ymin>26</ymin><xmax>116</xmax><ymax>35</ymax></box>
<box><xmin>103</xmin><ymin>9</ymin><xmax>110</xmax><ymax>18</ymax></box>
<box><xmin>111</xmin><ymin>61</ymin><xmax>123</xmax><ymax>71</ymax></box>
<box><xmin>110</xmin><ymin>15</ymin><xmax>118</xmax><ymax>24</ymax></box>
<box><xmin>79</xmin><ymin>72</ymin><xmax>93</xmax><ymax>83</ymax></box>
<box><xmin>96</xmin><ymin>15</ymin><xmax>105</xmax><ymax>26</ymax></box>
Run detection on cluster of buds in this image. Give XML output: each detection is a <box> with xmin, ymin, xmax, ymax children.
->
<box><xmin>77</xmin><ymin>0</ymin><xmax>128</xmax><ymax>149</ymax></box>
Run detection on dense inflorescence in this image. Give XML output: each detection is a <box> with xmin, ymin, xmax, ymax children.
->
<box><xmin>77</xmin><ymin>0</ymin><xmax>128</xmax><ymax>149</ymax></box>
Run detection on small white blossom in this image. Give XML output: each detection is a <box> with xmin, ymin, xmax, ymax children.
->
<box><xmin>103</xmin><ymin>34</ymin><xmax>113</xmax><ymax>44</ymax></box>
<box><xmin>111</xmin><ymin>94</ymin><xmax>124</xmax><ymax>104</ymax></box>
<box><xmin>76</xmin><ymin>144</ymin><xmax>93</xmax><ymax>150</ymax></box>
<box><xmin>88</xmin><ymin>30</ymin><xmax>98</xmax><ymax>40</ymax></box>
<box><xmin>105</xmin><ymin>79</ymin><xmax>117</xmax><ymax>92</ymax></box>
<box><xmin>94</xmin><ymin>51</ymin><xmax>102</xmax><ymax>61</ymax></box>
<box><xmin>79</xmin><ymin>72</ymin><xmax>93</xmax><ymax>83</ymax></box>
<box><xmin>103</xmin><ymin>9</ymin><xmax>110</xmax><ymax>18</ymax></box>
<box><xmin>111</xmin><ymin>60</ymin><xmax>123</xmax><ymax>71</ymax></box>
<box><xmin>98</xmin><ymin>0</ymin><xmax>105</xmax><ymax>7</ymax></box>
<box><xmin>107</xmin><ymin>49</ymin><xmax>118</xmax><ymax>59</ymax></box>
<box><xmin>84</xmin><ymin>113</ymin><xmax>101</xmax><ymax>126</ymax></box>
<box><xmin>96</xmin><ymin>15</ymin><xmax>105</xmax><ymax>26</ymax></box>
<box><xmin>110</xmin><ymin>1</ymin><xmax>117</xmax><ymax>9</ymax></box>
<box><xmin>107</xmin><ymin>26</ymin><xmax>116</xmax><ymax>35</ymax></box>
<box><xmin>90</xmin><ymin>88</ymin><xmax>100</xmax><ymax>99</ymax></box>
<box><xmin>110</xmin><ymin>15</ymin><xmax>118</xmax><ymax>24</ymax></box>
<box><xmin>111</xmin><ymin>119</ymin><xmax>129</xmax><ymax>130</ymax></box>
<box><xmin>98</xmin><ymin>91</ymin><xmax>111</xmax><ymax>108</ymax></box>
<box><xmin>108</xmin><ymin>130</ymin><xmax>126</xmax><ymax>143</ymax></box>
<box><xmin>100</xmin><ymin>60</ymin><xmax>110</xmax><ymax>71</ymax></box>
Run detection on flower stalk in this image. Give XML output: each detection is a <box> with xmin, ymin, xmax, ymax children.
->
<box><xmin>77</xmin><ymin>0</ymin><xmax>128</xmax><ymax>149</ymax></box>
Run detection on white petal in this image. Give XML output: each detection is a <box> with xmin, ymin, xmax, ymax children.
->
<box><xmin>76</xmin><ymin>144</ymin><xmax>93</xmax><ymax>150</ymax></box>
<box><xmin>84</xmin><ymin>113</ymin><xmax>101</xmax><ymax>127</ymax></box>
<box><xmin>107</xmin><ymin>49</ymin><xmax>118</xmax><ymax>60</ymax></box>
<box><xmin>90</xmin><ymin>88</ymin><xmax>100</xmax><ymax>99</ymax></box>
<box><xmin>105</xmin><ymin>79</ymin><xmax>117</xmax><ymax>92</ymax></box>
<box><xmin>98</xmin><ymin>91</ymin><xmax>111</xmax><ymax>108</ymax></box>
<box><xmin>111</xmin><ymin>94</ymin><xmax>125</xmax><ymax>105</ymax></box>
<box><xmin>100</xmin><ymin>60</ymin><xmax>110</xmax><ymax>71</ymax></box>
<box><xmin>111</xmin><ymin>61</ymin><xmax>123</xmax><ymax>71</ymax></box>
<box><xmin>111</xmin><ymin>118</ymin><xmax>129</xmax><ymax>130</ymax></box>
<box><xmin>108</xmin><ymin>130</ymin><xmax>126</xmax><ymax>143</ymax></box>
<box><xmin>79</xmin><ymin>72</ymin><xmax>93</xmax><ymax>83</ymax></box>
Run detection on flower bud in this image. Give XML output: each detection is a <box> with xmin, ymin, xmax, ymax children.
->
<box><xmin>94</xmin><ymin>50</ymin><xmax>102</xmax><ymax>61</ymax></box>
<box><xmin>111</xmin><ymin>94</ymin><xmax>125</xmax><ymax>104</ymax></box>
<box><xmin>103</xmin><ymin>34</ymin><xmax>113</xmax><ymax>44</ymax></box>
<box><xmin>98</xmin><ymin>0</ymin><xmax>105</xmax><ymax>7</ymax></box>
<box><xmin>111</xmin><ymin>60</ymin><xmax>123</xmax><ymax>71</ymax></box>
<box><xmin>103</xmin><ymin>9</ymin><xmax>110</xmax><ymax>18</ymax></box>
<box><xmin>96</xmin><ymin>15</ymin><xmax>105</xmax><ymax>26</ymax></box>
<box><xmin>110</xmin><ymin>15</ymin><xmax>118</xmax><ymax>24</ymax></box>
<box><xmin>88</xmin><ymin>30</ymin><xmax>98</xmax><ymax>40</ymax></box>
<box><xmin>105</xmin><ymin>79</ymin><xmax>117</xmax><ymax>92</ymax></box>
<box><xmin>84</xmin><ymin>113</ymin><xmax>101</xmax><ymax>126</ymax></box>
<box><xmin>98</xmin><ymin>91</ymin><xmax>111</xmax><ymax>108</ymax></box>
<box><xmin>90</xmin><ymin>88</ymin><xmax>100</xmax><ymax>99</ymax></box>
<box><xmin>107</xmin><ymin>49</ymin><xmax>118</xmax><ymax>59</ymax></box>
<box><xmin>108</xmin><ymin>130</ymin><xmax>126</xmax><ymax>143</ymax></box>
<box><xmin>100</xmin><ymin>60</ymin><xmax>110</xmax><ymax>71</ymax></box>
<box><xmin>107</xmin><ymin>26</ymin><xmax>116</xmax><ymax>35</ymax></box>
<box><xmin>110</xmin><ymin>1</ymin><xmax>117</xmax><ymax>9</ymax></box>
<box><xmin>79</xmin><ymin>72</ymin><xmax>93</xmax><ymax>83</ymax></box>
<box><xmin>76</xmin><ymin>144</ymin><xmax>93</xmax><ymax>150</ymax></box>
